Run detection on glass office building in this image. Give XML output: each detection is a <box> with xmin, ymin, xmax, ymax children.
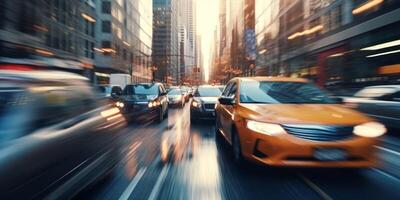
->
<box><xmin>256</xmin><ymin>0</ymin><xmax>400</xmax><ymax>93</ymax></box>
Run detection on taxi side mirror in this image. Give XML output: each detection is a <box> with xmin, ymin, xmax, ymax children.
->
<box><xmin>219</xmin><ymin>97</ymin><xmax>234</xmax><ymax>105</ymax></box>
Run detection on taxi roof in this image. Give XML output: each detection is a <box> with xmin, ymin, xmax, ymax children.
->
<box><xmin>234</xmin><ymin>76</ymin><xmax>310</xmax><ymax>83</ymax></box>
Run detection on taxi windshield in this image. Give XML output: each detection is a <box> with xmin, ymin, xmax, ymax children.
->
<box><xmin>240</xmin><ymin>81</ymin><xmax>334</xmax><ymax>104</ymax></box>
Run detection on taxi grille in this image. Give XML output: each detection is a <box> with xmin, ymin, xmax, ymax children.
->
<box><xmin>204</xmin><ymin>103</ymin><xmax>215</xmax><ymax>110</ymax></box>
<box><xmin>282</xmin><ymin>124</ymin><xmax>354</xmax><ymax>142</ymax></box>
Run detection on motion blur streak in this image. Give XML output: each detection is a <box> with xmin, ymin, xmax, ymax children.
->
<box><xmin>101</xmin><ymin>108</ymin><xmax>121</xmax><ymax>118</ymax></box>
<box><xmin>107</xmin><ymin>113</ymin><xmax>123</xmax><ymax>121</ymax></box>
<box><xmin>2</xmin><ymin>0</ymin><xmax>400</xmax><ymax>199</ymax></box>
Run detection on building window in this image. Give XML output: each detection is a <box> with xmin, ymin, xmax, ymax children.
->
<box><xmin>102</xmin><ymin>41</ymin><xmax>111</xmax><ymax>48</ymax></box>
<box><xmin>102</xmin><ymin>21</ymin><xmax>111</xmax><ymax>33</ymax></box>
<box><xmin>115</xmin><ymin>44</ymin><xmax>120</xmax><ymax>56</ymax></box>
<box><xmin>123</xmin><ymin>49</ymin><xmax>127</xmax><ymax>60</ymax></box>
<box><xmin>102</xmin><ymin>1</ymin><xmax>111</xmax><ymax>14</ymax></box>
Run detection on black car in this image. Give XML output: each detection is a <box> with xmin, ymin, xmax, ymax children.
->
<box><xmin>117</xmin><ymin>83</ymin><xmax>169</xmax><ymax>123</ymax></box>
<box><xmin>190</xmin><ymin>85</ymin><xmax>222</xmax><ymax>122</ymax></box>
<box><xmin>0</xmin><ymin>66</ymin><xmax>126</xmax><ymax>199</ymax></box>
<box><xmin>343</xmin><ymin>85</ymin><xmax>400</xmax><ymax>129</ymax></box>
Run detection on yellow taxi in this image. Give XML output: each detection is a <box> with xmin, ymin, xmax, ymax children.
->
<box><xmin>215</xmin><ymin>77</ymin><xmax>386</xmax><ymax>168</ymax></box>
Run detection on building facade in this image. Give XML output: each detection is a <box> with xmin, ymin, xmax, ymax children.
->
<box><xmin>152</xmin><ymin>0</ymin><xmax>180</xmax><ymax>85</ymax></box>
<box><xmin>178</xmin><ymin>0</ymin><xmax>196</xmax><ymax>84</ymax></box>
<box><xmin>255</xmin><ymin>0</ymin><xmax>400</xmax><ymax>92</ymax></box>
<box><xmin>213</xmin><ymin>0</ymin><xmax>256</xmax><ymax>84</ymax></box>
<box><xmin>0</xmin><ymin>0</ymin><xmax>97</xmax><ymax>79</ymax></box>
<box><xmin>94</xmin><ymin>0</ymin><xmax>152</xmax><ymax>84</ymax></box>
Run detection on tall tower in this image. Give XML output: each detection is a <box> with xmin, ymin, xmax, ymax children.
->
<box><xmin>152</xmin><ymin>0</ymin><xmax>180</xmax><ymax>84</ymax></box>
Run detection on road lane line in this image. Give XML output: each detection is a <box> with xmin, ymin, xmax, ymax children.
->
<box><xmin>119</xmin><ymin>167</ymin><xmax>147</xmax><ymax>200</ymax></box>
<box><xmin>298</xmin><ymin>174</ymin><xmax>333</xmax><ymax>200</ymax></box>
<box><xmin>147</xmin><ymin>164</ymin><xmax>170</xmax><ymax>200</ymax></box>
<box><xmin>372</xmin><ymin>169</ymin><xmax>400</xmax><ymax>183</ymax></box>
<box><xmin>375</xmin><ymin>146</ymin><xmax>400</xmax><ymax>157</ymax></box>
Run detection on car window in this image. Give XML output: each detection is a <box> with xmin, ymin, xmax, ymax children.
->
<box><xmin>33</xmin><ymin>86</ymin><xmax>96</xmax><ymax>130</ymax></box>
<box><xmin>227</xmin><ymin>83</ymin><xmax>237</xmax><ymax>98</ymax></box>
<box><xmin>124</xmin><ymin>84</ymin><xmax>159</xmax><ymax>95</ymax></box>
<box><xmin>160</xmin><ymin>85</ymin><xmax>166</xmax><ymax>94</ymax></box>
<box><xmin>168</xmin><ymin>89</ymin><xmax>182</xmax><ymax>95</ymax></box>
<box><xmin>195</xmin><ymin>87</ymin><xmax>222</xmax><ymax>97</ymax></box>
<box><xmin>355</xmin><ymin>87</ymin><xmax>397</xmax><ymax>98</ymax></box>
<box><xmin>379</xmin><ymin>91</ymin><xmax>400</xmax><ymax>102</ymax></box>
<box><xmin>222</xmin><ymin>82</ymin><xmax>233</xmax><ymax>97</ymax></box>
<box><xmin>239</xmin><ymin>81</ymin><xmax>335</xmax><ymax>104</ymax></box>
<box><xmin>0</xmin><ymin>89</ymin><xmax>36</xmax><ymax>142</ymax></box>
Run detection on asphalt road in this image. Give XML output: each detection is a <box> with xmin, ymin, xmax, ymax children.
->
<box><xmin>77</xmin><ymin>103</ymin><xmax>400</xmax><ymax>200</ymax></box>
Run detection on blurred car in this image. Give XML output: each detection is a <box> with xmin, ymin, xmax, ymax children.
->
<box><xmin>180</xmin><ymin>86</ymin><xmax>190</xmax><ymax>102</ymax></box>
<box><xmin>117</xmin><ymin>83</ymin><xmax>168</xmax><ymax>123</ymax></box>
<box><xmin>343</xmin><ymin>85</ymin><xmax>400</xmax><ymax>129</ymax></box>
<box><xmin>95</xmin><ymin>85</ymin><xmax>115</xmax><ymax>104</ymax></box>
<box><xmin>215</xmin><ymin>77</ymin><xmax>386</xmax><ymax>168</ymax></box>
<box><xmin>0</xmin><ymin>65</ymin><xmax>126</xmax><ymax>199</ymax></box>
<box><xmin>190</xmin><ymin>85</ymin><xmax>222</xmax><ymax>122</ymax></box>
<box><xmin>168</xmin><ymin>88</ymin><xmax>185</xmax><ymax>108</ymax></box>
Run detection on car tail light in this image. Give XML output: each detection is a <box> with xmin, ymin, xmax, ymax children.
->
<box><xmin>0</xmin><ymin>64</ymin><xmax>36</xmax><ymax>71</ymax></box>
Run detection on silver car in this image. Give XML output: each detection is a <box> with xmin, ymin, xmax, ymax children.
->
<box><xmin>343</xmin><ymin>85</ymin><xmax>400</xmax><ymax>129</ymax></box>
<box><xmin>168</xmin><ymin>88</ymin><xmax>185</xmax><ymax>108</ymax></box>
<box><xmin>190</xmin><ymin>85</ymin><xmax>222</xmax><ymax>122</ymax></box>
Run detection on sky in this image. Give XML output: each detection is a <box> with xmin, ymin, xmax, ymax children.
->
<box><xmin>196</xmin><ymin>0</ymin><xmax>219</xmax><ymax>83</ymax></box>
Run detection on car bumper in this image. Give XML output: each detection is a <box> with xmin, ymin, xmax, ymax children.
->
<box><xmin>168</xmin><ymin>99</ymin><xmax>183</xmax><ymax>106</ymax></box>
<box><xmin>190</xmin><ymin>108</ymin><xmax>215</xmax><ymax>119</ymax></box>
<box><xmin>237</xmin><ymin>125</ymin><xmax>379</xmax><ymax>168</ymax></box>
<box><xmin>121</xmin><ymin>104</ymin><xmax>159</xmax><ymax>120</ymax></box>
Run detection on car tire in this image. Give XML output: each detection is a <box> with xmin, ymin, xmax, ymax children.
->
<box><xmin>232</xmin><ymin>129</ymin><xmax>244</xmax><ymax>164</ymax></box>
<box><xmin>164</xmin><ymin>108</ymin><xmax>169</xmax><ymax>118</ymax></box>
<box><xmin>157</xmin><ymin>108</ymin><xmax>164</xmax><ymax>123</ymax></box>
<box><xmin>215</xmin><ymin>119</ymin><xmax>224</xmax><ymax>143</ymax></box>
<box><xmin>190</xmin><ymin>114</ymin><xmax>195</xmax><ymax>124</ymax></box>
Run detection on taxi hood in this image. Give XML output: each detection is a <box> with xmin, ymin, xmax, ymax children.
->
<box><xmin>238</xmin><ymin>104</ymin><xmax>372</xmax><ymax>125</ymax></box>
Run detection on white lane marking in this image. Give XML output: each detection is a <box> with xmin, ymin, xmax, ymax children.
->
<box><xmin>298</xmin><ymin>174</ymin><xmax>333</xmax><ymax>200</ymax></box>
<box><xmin>127</xmin><ymin>141</ymin><xmax>142</xmax><ymax>157</ymax></box>
<box><xmin>147</xmin><ymin>164</ymin><xmax>170</xmax><ymax>200</ymax></box>
<box><xmin>375</xmin><ymin>146</ymin><xmax>400</xmax><ymax>157</ymax></box>
<box><xmin>119</xmin><ymin>167</ymin><xmax>147</xmax><ymax>200</ymax></box>
<box><xmin>372</xmin><ymin>169</ymin><xmax>400</xmax><ymax>183</ymax></box>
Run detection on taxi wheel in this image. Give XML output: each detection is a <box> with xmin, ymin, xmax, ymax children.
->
<box><xmin>232</xmin><ymin>130</ymin><xmax>244</xmax><ymax>164</ymax></box>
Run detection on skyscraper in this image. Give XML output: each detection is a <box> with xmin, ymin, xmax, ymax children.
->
<box><xmin>1</xmin><ymin>0</ymin><xmax>96</xmax><ymax>79</ymax></box>
<box><xmin>178</xmin><ymin>0</ymin><xmax>196</xmax><ymax>84</ymax></box>
<box><xmin>94</xmin><ymin>0</ymin><xmax>153</xmax><ymax>84</ymax></box>
<box><xmin>152</xmin><ymin>0</ymin><xmax>180</xmax><ymax>85</ymax></box>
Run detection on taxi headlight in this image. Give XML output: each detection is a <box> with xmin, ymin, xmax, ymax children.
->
<box><xmin>246</xmin><ymin>120</ymin><xmax>285</xmax><ymax>136</ymax></box>
<box><xmin>353</xmin><ymin>122</ymin><xmax>386</xmax><ymax>138</ymax></box>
